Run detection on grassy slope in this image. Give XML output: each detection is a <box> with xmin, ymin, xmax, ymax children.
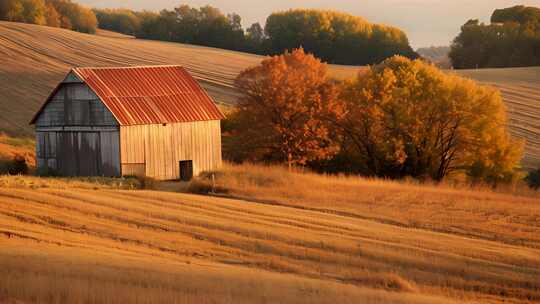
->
<box><xmin>1</xmin><ymin>167</ymin><xmax>539</xmax><ymax>303</ymax></box>
<box><xmin>1</xmin><ymin>21</ymin><xmax>539</xmax><ymax>169</ymax></box>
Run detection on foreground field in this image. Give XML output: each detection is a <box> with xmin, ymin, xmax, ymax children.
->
<box><xmin>1</xmin><ymin>166</ymin><xmax>539</xmax><ymax>303</ymax></box>
<box><xmin>1</xmin><ymin>21</ymin><xmax>540</xmax><ymax>169</ymax></box>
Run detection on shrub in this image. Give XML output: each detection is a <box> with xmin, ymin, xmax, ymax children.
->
<box><xmin>525</xmin><ymin>168</ymin><xmax>540</xmax><ymax>189</ymax></box>
<box><xmin>0</xmin><ymin>154</ymin><xmax>29</xmax><ymax>175</ymax></box>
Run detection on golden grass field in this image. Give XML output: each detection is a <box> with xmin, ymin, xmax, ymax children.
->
<box><xmin>0</xmin><ymin>164</ymin><xmax>539</xmax><ymax>303</ymax></box>
<box><xmin>2</xmin><ymin>20</ymin><xmax>539</xmax><ymax>169</ymax></box>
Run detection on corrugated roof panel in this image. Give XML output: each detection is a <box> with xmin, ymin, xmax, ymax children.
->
<box><xmin>66</xmin><ymin>65</ymin><xmax>224</xmax><ymax>125</ymax></box>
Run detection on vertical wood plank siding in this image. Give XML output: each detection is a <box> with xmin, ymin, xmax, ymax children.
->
<box><xmin>35</xmin><ymin>82</ymin><xmax>120</xmax><ymax>176</ymax></box>
<box><xmin>120</xmin><ymin>120</ymin><xmax>222</xmax><ymax>180</ymax></box>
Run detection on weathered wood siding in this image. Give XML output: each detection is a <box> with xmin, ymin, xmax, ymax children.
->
<box><xmin>35</xmin><ymin>78</ymin><xmax>121</xmax><ymax>176</ymax></box>
<box><xmin>35</xmin><ymin>83</ymin><xmax>117</xmax><ymax>127</ymax></box>
<box><xmin>120</xmin><ymin>120</ymin><xmax>222</xmax><ymax>180</ymax></box>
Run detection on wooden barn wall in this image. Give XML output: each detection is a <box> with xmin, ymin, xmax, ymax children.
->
<box><xmin>36</xmin><ymin>83</ymin><xmax>118</xmax><ymax>127</ymax></box>
<box><xmin>36</xmin><ymin>130</ymin><xmax>120</xmax><ymax>177</ymax></box>
<box><xmin>35</xmin><ymin>81</ymin><xmax>121</xmax><ymax>176</ymax></box>
<box><xmin>120</xmin><ymin>120</ymin><xmax>222</xmax><ymax>180</ymax></box>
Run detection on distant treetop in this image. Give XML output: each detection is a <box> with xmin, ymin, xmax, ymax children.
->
<box><xmin>264</xmin><ymin>9</ymin><xmax>418</xmax><ymax>65</ymax></box>
<box><xmin>0</xmin><ymin>0</ymin><xmax>97</xmax><ymax>33</ymax></box>
<box><xmin>94</xmin><ymin>6</ymin><xmax>418</xmax><ymax>66</ymax></box>
<box><xmin>491</xmin><ymin>5</ymin><xmax>540</xmax><ymax>25</ymax></box>
<box><xmin>450</xmin><ymin>5</ymin><xmax>540</xmax><ymax>69</ymax></box>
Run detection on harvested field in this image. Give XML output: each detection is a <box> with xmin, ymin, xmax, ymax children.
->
<box><xmin>1</xmin><ymin>171</ymin><xmax>539</xmax><ymax>303</ymax></box>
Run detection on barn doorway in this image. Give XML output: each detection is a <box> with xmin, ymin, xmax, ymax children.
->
<box><xmin>57</xmin><ymin>132</ymin><xmax>100</xmax><ymax>176</ymax></box>
<box><xmin>179</xmin><ymin>160</ymin><xmax>193</xmax><ymax>181</ymax></box>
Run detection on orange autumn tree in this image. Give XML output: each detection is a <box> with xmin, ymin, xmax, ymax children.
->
<box><xmin>231</xmin><ymin>48</ymin><xmax>344</xmax><ymax>169</ymax></box>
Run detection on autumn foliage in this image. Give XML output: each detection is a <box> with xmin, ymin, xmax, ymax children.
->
<box><xmin>230</xmin><ymin>50</ymin><xmax>523</xmax><ymax>184</ymax></box>
<box><xmin>0</xmin><ymin>0</ymin><xmax>97</xmax><ymax>33</ymax></box>
<box><xmin>265</xmin><ymin>9</ymin><xmax>418</xmax><ymax>65</ymax></box>
<box><xmin>230</xmin><ymin>48</ymin><xmax>344</xmax><ymax>169</ymax></box>
<box><xmin>340</xmin><ymin>56</ymin><xmax>523</xmax><ymax>183</ymax></box>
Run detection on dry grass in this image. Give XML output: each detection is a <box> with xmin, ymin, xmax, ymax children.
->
<box><xmin>192</xmin><ymin>163</ymin><xmax>540</xmax><ymax>249</ymax></box>
<box><xmin>0</xmin><ymin>174</ymin><xmax>140</xmax><ymax>189</ymax></box>
<box><xmin>0</xmin><ymin>134</ymin><xmax>35</xmax><ymax>167</ymax></box>
<box><xmin>1</xmin><ymin>167</ymin><xmax>539</xmax><ymax>303</ymax></box>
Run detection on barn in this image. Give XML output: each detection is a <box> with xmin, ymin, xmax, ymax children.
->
<box><xmin>30</xmin><ymin>65</ymin><xmax>224</xmax><ymax>180</ymax></box>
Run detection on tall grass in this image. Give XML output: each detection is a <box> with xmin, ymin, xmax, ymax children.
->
<box><xmin>0</xmin><ymin>175</ymin><xmax>141</xmax><ymax>189</ymax></box>
<box><xmin>190</xmin><ymin>163</ymin><xmax>540</xmax><ymax>248</ymax></box>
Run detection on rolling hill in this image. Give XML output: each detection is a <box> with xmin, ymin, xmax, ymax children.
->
<box><xmin>1</xmin><ymin>164</ymin><xmax>539</xmax><ymax>303</ymax></box>
<box><xmin>1</xmin><ymin>21</ymin><xmax>539</xmax><ymax>169</ymax></box>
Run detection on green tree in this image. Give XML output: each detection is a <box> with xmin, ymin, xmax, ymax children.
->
<box><xmin>245</xmin><ymin>22</ymin><xmax>265</xmax><ymax>53</ymax></box>
<box><xmin>93</xmin><ymin>8</ymin><xmax>141</xmax><ymax>35</ymax></box>
<box><xmin>135</xmin><ymin>4</ymin><xmax>246</xmax><ymax>51</ymax></box>
<box><xmin>450</xmin><ymin>6</ymin><xmax>540</xmax><ymax>69</ymax></box>
<box><xmin>339</xmin><ymin>56</ymin><xmax>523</xmax><ymax>183</ymax></box>
<box><xmin>491</xmin><ymin>5</ymin><xmax>540</xmax><ymax>25</ymax></box>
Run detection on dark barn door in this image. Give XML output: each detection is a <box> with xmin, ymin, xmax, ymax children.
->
<box><xmin>57</xmin><ymin>132</ymin><xmax>100</xmax><ymax>176</ymax></box>
<box><xmin>179</xmin><ymin>160</ymin><xmax>193</xmax><ymax>181</ymax></box>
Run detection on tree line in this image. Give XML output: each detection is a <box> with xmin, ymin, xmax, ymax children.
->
<box><xmin>225</xmin><ymin>49</ymin><xmax>523</xmax><ymax>186</ymax></box>
<box><xmin>93</xmin><ymin>6</ymin><xmax>418</xmax><ymax>65</ymax></box>
<box><xmin>450</xmin><ymin>5</ymin><xmax>540</xmax><ymax>69</ymax></box>
<box><xmin>0</xmin><ymin>0</ymin><xmax>97</xmax><ymax>33</ymax></box>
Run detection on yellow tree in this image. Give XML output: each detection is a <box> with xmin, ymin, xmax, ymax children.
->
<box><xmin>340</xmin><ymin>56</ymin><xmax>523</xmax><ymax>183</ymax></box>
<box><xmin>232</xmin><ymin>48</ymin><xmax>344</xmax><ymax>169</ymax></box>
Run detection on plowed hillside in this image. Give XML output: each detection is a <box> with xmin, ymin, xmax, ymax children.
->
<box><xmin>1</xmin><ymin>173</ymin><xmax>539</xmax><ymax>303</ymax></box>
<box><xmin>1</xmin><ymin>21</ymin><xmax>539</xmax><ymax>168</ymax></box>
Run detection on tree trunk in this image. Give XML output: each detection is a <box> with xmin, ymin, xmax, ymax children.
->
<box><xmin>288</xmin><ymin>153</ymin><xmax>292</xmax><ymax>172</ymax></box>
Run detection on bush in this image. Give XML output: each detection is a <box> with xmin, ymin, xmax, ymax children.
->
<box><xmin>187</xmin><ymin>171</ymin><xmax>229</xmax><ymax>195</ymax></box>
<box><xmin>0</xmin><ymin>154</ymin><xmax>29</xmax><ymax>175</ymax></box>
<box><xmin>525</xmin><ymin>168</ymin><xmax>540</xmax><ymax>189</ymax></box>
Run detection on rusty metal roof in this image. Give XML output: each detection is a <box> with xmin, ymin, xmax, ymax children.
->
<box><xmin>31</xmin><ymin>65</ymin><xmax>224</xmax><ymax>125</ymax></box>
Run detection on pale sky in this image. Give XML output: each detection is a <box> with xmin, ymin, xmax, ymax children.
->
<box><xmin>80</xmin><ymin>0</ymin><xmax>540</xmax><ymax>48</ymax></box>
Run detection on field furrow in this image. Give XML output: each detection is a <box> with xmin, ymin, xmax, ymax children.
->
<box><xmin>1</xmin><ymin>181</ymin><xmax>540</xmax><ymax>303</ymax></box>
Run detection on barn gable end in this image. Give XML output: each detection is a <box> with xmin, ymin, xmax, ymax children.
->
<box><xmin>34</xmin><ymin>76</ymin><xmax>121</xmax><ymax>177</ymax></box>
<box><xmin>35</xmin><ymin>74</ymin><xmax>118</xmax><ymax>128</ymax></box>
